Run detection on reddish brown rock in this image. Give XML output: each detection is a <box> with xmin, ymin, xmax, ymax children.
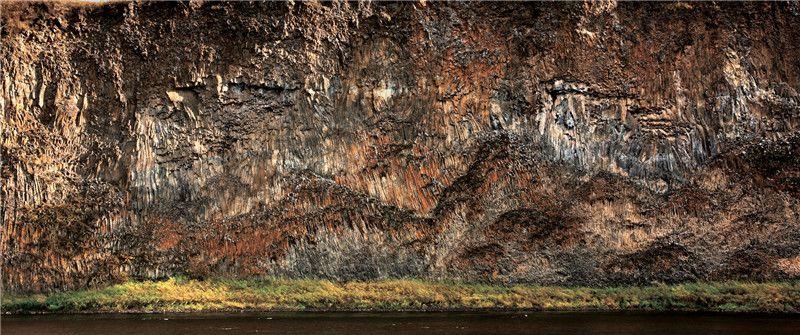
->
<box><xmin>2</xmin><ymin>1</ymin><xmax>799</xmax><ymax>292</ymax></box>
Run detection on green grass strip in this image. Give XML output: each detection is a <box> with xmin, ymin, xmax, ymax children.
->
<box><xmin>3</xmin><ymin>278</ymin><xmax>799</xmax><ymax>313</ymax></box>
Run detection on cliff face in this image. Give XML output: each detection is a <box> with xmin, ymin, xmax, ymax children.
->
<box><xmin>2</xmin><ymin>1</ymin><xmax>800</xmax><ymax>293</ymax></box>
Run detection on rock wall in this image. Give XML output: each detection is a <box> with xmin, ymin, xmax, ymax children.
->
<box><xmin>2</xmin><ymin>1</ymin><xmax>800</xmax><ymax>292</ymax></box>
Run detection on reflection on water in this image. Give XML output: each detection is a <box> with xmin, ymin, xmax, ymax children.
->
<box><xmin>4</xmin><ymin>312</ymin><xmax>800</xmax><ymax>335</ymax></box>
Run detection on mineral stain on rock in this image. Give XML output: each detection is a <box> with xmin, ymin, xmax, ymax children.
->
<box><xmin>1</xmin><ymin>1</ymin><xmax>799</xmax><ymax>293</ymax></box>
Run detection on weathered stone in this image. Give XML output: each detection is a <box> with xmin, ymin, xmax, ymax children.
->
<box><xmin>1</xmin><ymin>1</ymin><xmax>799</xmax><ymax>292</ymax></box>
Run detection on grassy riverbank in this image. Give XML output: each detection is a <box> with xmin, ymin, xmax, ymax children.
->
<box><xmin>3</xmin><ymin>278</ymin><xmax>799</xmax><ymax>314</ymax></box>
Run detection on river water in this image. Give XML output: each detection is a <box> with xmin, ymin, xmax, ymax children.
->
<box><xmin>3</xmin><ymin>312</ymin><xmax>799</xmax><ymax>335</ymax></box>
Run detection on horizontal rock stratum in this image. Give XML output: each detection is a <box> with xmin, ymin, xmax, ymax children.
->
<box><xmin>2</xmin><ymin>1</ymin><xmax>799</xmax><ymax>293</ymax></box>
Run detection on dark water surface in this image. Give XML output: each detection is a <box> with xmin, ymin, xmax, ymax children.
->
<box><xmin>3</xmin><ymin>312</ymin><xmax>799</xmax><ymax>335</ymax></box>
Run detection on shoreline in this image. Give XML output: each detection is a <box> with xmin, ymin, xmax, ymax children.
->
<box><xmin>3</xmin><ymin>278</ymin><xmax>799</xmax><ymax>315</ymax></box>
<box><xmin>7</xmin><ymin>308</ymin><xmax>800</xmax><ymax>316</ymax></box>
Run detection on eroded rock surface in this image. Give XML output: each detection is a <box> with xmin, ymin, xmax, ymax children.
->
<box><xmin>2</xmin><ymin>1</ymin><xmax>800</xmax><ymax>292</ymax></box>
